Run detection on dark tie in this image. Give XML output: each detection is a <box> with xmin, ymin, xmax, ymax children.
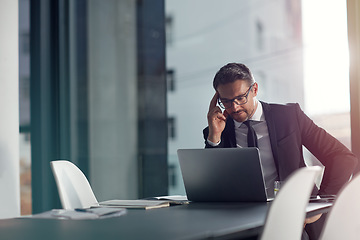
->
<box><xmin>243</xmin><ymin>120</ymin><xmax>258</xmax><ymax>147</ymax></box>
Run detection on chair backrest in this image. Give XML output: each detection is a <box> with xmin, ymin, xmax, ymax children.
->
<box><xmin>50</xmin><ymin>160</ymin><xmax>99</xmax><ymax>209</ymax></box>
<box><xmin>260</xmin><ymin>166</ymin><xmax>322</xmax><ymax>240</ymax></box>
<box><xmin>319</xmin><ymin>173</ymin><xmax>360</xmax><ymax>240</ymax></box>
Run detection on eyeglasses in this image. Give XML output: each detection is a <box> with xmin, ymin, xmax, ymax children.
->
<box><xmin>217</xmin><ymin>84</ymin><xmax>254</xmax><ymax>109</ymax></box>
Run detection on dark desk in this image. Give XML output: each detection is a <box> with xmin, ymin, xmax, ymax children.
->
<box><xmin>0</xmin><ymin>202</ymin><xmax>331</xmax><ymax>240</ymax></box>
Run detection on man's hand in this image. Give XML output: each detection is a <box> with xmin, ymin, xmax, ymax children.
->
<box><xmin>207</xmin><ymin>92</ymin><xmax>228</xmax><ymax>143</ymax></box>
<box><xmin>304</xmin><ymin>214</ymin><xmax>322</xmax><ymax>228</ymax></box>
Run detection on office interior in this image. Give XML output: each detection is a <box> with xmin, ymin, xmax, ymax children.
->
<box><xmin>0</xmin><ymin>0</ymin><xmax>360</xmax><ymax>218</ymax></box>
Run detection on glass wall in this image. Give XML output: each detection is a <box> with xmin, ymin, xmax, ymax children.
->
<box><xmin>84</xmin><ymin>0</ymin><xmax>167</xmax><ymax>201</ymax></box>
<box><xmin>19</xmin><ymin>0</ymin><xmax>351</xmax><ymax>213</ymax></box>
<box><xmin>165</xmin><ymin>0</ymin><xmax>351</xmax><ymax>195</ymax></box>
<box><xmin>302</xmin><ymin>0</ymin><xmax>351</xmax><ymax>168</ymax></box>
<box><xmin>26</xmin><ymin>0</ymin><xmax>167</xmax><ymax>214</ymax></box>
<box><xmin>77</xmin><ymin>0</ymin><xmax>139</xmax><ymax>201</ymax></box>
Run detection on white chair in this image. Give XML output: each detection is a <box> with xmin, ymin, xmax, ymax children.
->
<box><xmin>318</xmin><ymin>173</ymin><xmax>360</xmax><ymax>240</ymax></box>
<box><xmin>259</xmin><ymin>166</ymin><xmax>323</xmax><ymax>240</ymax></box>
<box><xmin>50</xmin><ymin>160</ymin><xmax>99</xmax><ymax>209</ymax></box>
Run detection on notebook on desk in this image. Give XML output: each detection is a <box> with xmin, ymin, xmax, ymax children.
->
<box><xmin>177</xmin><ymin>148</ymin><xmax>270</xmax><ymax>202</ymax></box>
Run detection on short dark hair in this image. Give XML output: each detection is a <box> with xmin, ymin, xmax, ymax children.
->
<box><xmin>213</xmin><ymin>63</ymin><xmax>255</xmax><ymax>90</ymax></box>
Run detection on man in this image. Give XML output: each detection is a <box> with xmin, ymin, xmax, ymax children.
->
<box><xmin>203</xmin><ymin>63</ymin><xmax>358</xmax><ymax>239</ymax></box>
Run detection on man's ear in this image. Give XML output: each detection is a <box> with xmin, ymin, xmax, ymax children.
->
<box><xmin>252</xmin><ymin>82</ymin><xmax>258</xmax><ymax>96</ymax></box>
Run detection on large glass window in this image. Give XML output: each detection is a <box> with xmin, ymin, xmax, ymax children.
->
<box><xmin>26</xmin><ymin>0</ymin><xmax>167</xmax><ymax>213</ymax></box>
<box><xmin>19</xmin><ymin>0</ymin><xmax>352</xmax><ymax>212</ymax></box>
<box><xmin>302</xmin><ymin>0</ymin><xmax>350</xmax><ymax>166</ymax></box>
<box><xmin>165</xmin><ymin>0</ymin><xmax>351</xmax><ymax>195</ymax></box>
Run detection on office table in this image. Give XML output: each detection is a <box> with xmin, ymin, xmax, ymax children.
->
<box><xmin>0</xmin><ymin>202</ymin><xmax>331</xmax><ymax>240</ymax></box>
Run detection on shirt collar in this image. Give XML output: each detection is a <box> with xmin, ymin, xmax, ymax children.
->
<box><xmin>233</xmin><ymin>100</ymin><xmax>264</xmax><ymax>128</ymax></box>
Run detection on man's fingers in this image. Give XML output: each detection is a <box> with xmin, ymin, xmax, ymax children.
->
<box><xmin>217</xmin><ymin>113</ymin><xmax>226</xmax><ymax>121</ymax></box>
<box><xmin>305</xmin><ymin>214</ymin><xmax>322</xmax><ymax>225</ymax></box>
<box><xmin>208</xmin><ymin>106</ymin><xmax>227</xmax><ymax>122</ymax></box>
<box><xmin>209</xmin><ymin>92</ymin><xmax>219</xmax><ymax>111</ymax></box>
<box><xmin>207</xmin><ymin>105</ymin><xmax>221</xmax><ymax>117</ymax></box>
<box><xmin>223</xmin><ymin>110</ymin><xmax>229</xmax><ymax>119</ymax></box>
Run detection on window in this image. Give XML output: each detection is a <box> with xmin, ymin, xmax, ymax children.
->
<box><xmin>168</xmin><ymin>117</ymin><xmax>176</xmax><ymax>140</ymax></box>
<box><xmin>168</xmin><ymin>163</ymin><xmax>177</xmax><ymax>187</ymax></box>
<box><xmin>165</xmin><ymin>0</ymin><xmax>351</xmax><ymax>194</ymax></box>
<box><xmin>167</xmin><ymin>69</ymin><xmax>176</xmax><ymax>92</ymax></box>
<box><xmin>165</xmin><ymin>15</ymin><xmax>174</xmax><ymax>46</ymax></box>
<box><xmin>256</xmin><ymin>19</ymin><xmax>264</xmax><ymax>50</ymax></box>
<box><xmin>29</xmin><ymin>0</ymin><xmax>167</xmax><ymax>213</ymax></box>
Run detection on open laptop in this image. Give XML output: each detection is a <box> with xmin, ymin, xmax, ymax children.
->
<box><xmin>177</xmin><ymin>148</ymin><xmax>270</xmax><ymax>202</ymax></box>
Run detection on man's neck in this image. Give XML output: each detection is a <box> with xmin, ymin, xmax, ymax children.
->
<box><xmin>248</xmin><ymin>99</ymin><xmax>260</xmax><ymax>121</ymax></box>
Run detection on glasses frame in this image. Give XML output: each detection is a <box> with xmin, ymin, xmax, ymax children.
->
<box><xmin>217</xmin><ymin>83</ymin><xmax>254</xmax><ymax>109</ymax></box>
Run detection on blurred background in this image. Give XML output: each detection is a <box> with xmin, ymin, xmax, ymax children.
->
<box><xmin>18</xmin><ymin>0</ymin><xmax>352</xmax><ymax>215</ymax></box>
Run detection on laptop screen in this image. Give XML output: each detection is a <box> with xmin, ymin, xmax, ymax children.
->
<box><xmin>177</xmin><ymin>148</ymin><xmax>269</xmax><ymax>202</ymax></box>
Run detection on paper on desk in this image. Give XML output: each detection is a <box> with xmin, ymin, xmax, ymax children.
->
<box><xmin>75</xmin><ymin>207</ymin><xmax>127</xmax><ymax>218</ymax></box>
<box><xmin>27</xmin><ymin>207</ymin><xmax>127</xmax><ymax>220</ymax></box>
<box><xmin>52</xmin><ymin>209</ymin><xmax>99</xmax><ymax>219</ymax></box>
<box><xmin>99</xmin><ymin>199</ymin><xmax>170</xmax><ymax>209</ymax></box>
<box><xmin>154</xmin><ymin>195</ymin><xmax>188</xmax><ymax>201</ymax></box>
<box><xmin>151</xmin><ymin>195</ymin><xmax>190</xmax><ymax>205</ymax></box>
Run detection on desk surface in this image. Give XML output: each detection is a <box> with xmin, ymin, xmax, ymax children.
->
<box><xmin>0</xmin><ymin>202</ymin><xmax>331</xmax><ymax>240</ymax></box>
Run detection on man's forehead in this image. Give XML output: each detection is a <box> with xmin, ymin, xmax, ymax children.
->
<box><xmin>219</xmin><ymin>79</ymin><xmax>250</xmax><ymax>87</ymax></box>
<box><xmin>217</xmin><ymin>80</ymin><xmax>250</xmax><ymax>92</ymax></box>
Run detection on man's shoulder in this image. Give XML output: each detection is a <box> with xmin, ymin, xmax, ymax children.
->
<box><xmin>260</xmin><ymin>101</ymin><xmax>305</xmax><ymax>123</ymax></box>
<box><xmin>260</xmin><ymin>101</ymin><xmax>301</xmax><ymax>112</ymax></box>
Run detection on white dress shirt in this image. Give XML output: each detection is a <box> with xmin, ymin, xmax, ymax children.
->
<box><xmin>234</xmin><ymin>100</ymin><xmax>278</xmax><ymax>198</ymax></box>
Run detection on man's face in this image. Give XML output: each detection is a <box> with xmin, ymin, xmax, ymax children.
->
<box><xmin>216</xmin><ymin>80</ymin><xmax>258</xmax><ymax>122</ymax></box>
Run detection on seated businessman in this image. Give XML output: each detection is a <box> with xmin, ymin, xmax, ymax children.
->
<box><xmin>203</xmin><ymin>63</ymin><xmax>358</xmax><ymax>239</ymax></box>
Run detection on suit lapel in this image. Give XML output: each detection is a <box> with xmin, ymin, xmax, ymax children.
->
<box><xmin>261</xmin><ymin>101</ymin><xmax>280</xmax><ymax>178</ymax></box>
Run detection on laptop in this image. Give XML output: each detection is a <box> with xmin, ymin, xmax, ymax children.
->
<box><xmin>177</xmin><ymin>148</ymin><xmax>269</xmax><ymax>202</ymax></box>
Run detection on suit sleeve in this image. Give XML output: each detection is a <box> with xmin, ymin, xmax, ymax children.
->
<box><xmin>203</xmin><ymin>127</ymin><xmax>224</xmax><ymax>148</ymax></box>
<box><xmin>295</xmin><ymin>104</ymin><xmax>358</xmax><ymax>195</ymax></box>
